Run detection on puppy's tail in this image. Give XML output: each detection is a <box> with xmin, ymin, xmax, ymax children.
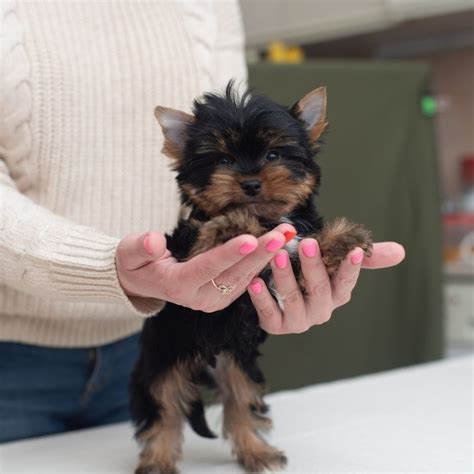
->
<box><xmin>186</xmin><ymin>399</ymin><xmax>217</xmax><ymax>439</ymax></box>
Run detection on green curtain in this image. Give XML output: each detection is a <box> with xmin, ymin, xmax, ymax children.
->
<box><xmin>248</xmin><ymin>61</ymin><xmax>443</xmax><ymax>392</ymax></box>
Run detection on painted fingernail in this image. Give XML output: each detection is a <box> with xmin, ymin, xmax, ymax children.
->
<box><xmin>351</xmin><ymin>252</ymin><xmax>363</xmax><ymax>264</ymax></box>
<box><xmin>283</xmin><ymin>230</ymin><xmax>297</xmax><ymax>243</ymax></box>
<box><xmin>302</xmin><ymin>241</ymin><xmax>317</xmax><ymax>258</ymax></box>
<box><xmin>240</xmin><ymin>242</ymin><xmax>257</xmax><ymax>255</ymax></box>
<box><xmin>250</xmin><ymin>281</ymin><xmax>263</xmax><ymax>294</ymax></box>
<box><xmin>275</xmin><ymin>252</ymin><xmax>288</xmax><ymax>269</ymax></box>
<box><xmin>143</xmin><ymin>235</ymin><xmax>153</xmax><ymax>254</ymax></box>
<box><xmin>266</xmin><ymin>239</ymin><xmax>283</xmax><ymax>252</ymax></box>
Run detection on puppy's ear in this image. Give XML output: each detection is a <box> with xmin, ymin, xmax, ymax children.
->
<box><xmin>290</xmin><ymin>87</ymin><xmax>327</xmax><ymax>143</ymax></box>
<box><xmin>154</xmin><ymin>106</ymin><xmax>194</xmax><ymax>160</ymax></box>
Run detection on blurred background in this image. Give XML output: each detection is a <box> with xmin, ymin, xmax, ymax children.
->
<box><xmin>237</xmin><ymin>0</ymin><xmax>474</xmax><ymax>391</ymax></box>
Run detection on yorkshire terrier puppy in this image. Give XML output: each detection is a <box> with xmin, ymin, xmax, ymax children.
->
<box><xmin>130</xmin><ymin>83</ymin><xmax>372</xmax><ymax>474</ymax></box>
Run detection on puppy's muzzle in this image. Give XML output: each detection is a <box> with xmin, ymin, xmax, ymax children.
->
<box><xmin>240</xmin><ymin>179</ymin><xmax>262</xmax><ymax>196</ymax></box>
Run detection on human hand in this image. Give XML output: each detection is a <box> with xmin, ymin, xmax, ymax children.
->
<box><xmin>247</xmin><ymin>240</ymin><xmax>405</xmax><ymax>334</ymax></box>
<box><xmin>115</xmin><ymin>223</ymin><xmax>296</xmax><ymax>313</ymax></box>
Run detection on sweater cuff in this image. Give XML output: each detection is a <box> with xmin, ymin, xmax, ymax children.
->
<box><xmin>43</xmin><ymin>226</ymin><xmax>165</xmax><ymax>317</ymax></box>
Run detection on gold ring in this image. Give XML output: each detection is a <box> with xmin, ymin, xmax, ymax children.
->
<box><xmin>211</xmin><ymin>278</ymin><xmax>236</xmax><ymax>296</ymax></box>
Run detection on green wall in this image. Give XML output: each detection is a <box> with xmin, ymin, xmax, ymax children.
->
<box><xmin>248</xmin><ymin>62</ymin><xmax>443</xmax><ymax>391</ymax></box>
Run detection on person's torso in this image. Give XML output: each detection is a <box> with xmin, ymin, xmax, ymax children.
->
<box><xmin>9</xmin><ymin>0</ymin><xmax>219</xmax><ymax>236</ymax></box>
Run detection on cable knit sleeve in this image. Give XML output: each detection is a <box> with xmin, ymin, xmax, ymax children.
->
<box><xmin>0</xmin><ymin>2</ymin><xmax>164</xmax><ymax>318</ymax></box>
<box><xmin>212</xmin><ymin>0</ymin><xmax>248</xmax><ymax>89</ymax></box>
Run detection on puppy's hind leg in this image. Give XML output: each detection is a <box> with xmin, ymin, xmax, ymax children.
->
<box><xmin>132</xmin><ymin>362</ymin><xmax>199</xmax><ymax>474</ymax></box>
<box><xmin>217</xmin><ymin>354</ymin><xmax>287</xmax><ymax>473</ymax></box>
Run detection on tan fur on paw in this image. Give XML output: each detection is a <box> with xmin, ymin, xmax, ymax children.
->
<box><xmin>238</xmin><ymin>448</ymin><xmax>288</xmax><ymax>473</ymax></box>
<box><xmin>135</xmin><ymin>465</ymin><xmax>179</xmax><ymax>474</ymax></box>
<box><xmin>189</xmin><ymin>209</ymin><xmax>265</xmax><ymax>257</ymax></box>
<box><xmin>318</xmin><ymin>217</ymin><xmax>373</xmax><ymax>277</ymax></box>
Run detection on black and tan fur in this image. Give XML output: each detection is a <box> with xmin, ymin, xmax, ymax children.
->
<box><xmin>130</xmin><ymin>83</ymin><xmax>372</xmax><ymax>474</ymax></box>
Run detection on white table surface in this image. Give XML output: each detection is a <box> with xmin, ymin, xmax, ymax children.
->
<box><xmin>1</xmin><ymin>355</ymin><xmax>472</xmax><ymax>474</ymax></box>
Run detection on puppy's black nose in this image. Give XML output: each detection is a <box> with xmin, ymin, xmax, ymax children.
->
<box><xmin>240</xmin><ymin>179</ymin><xmax>262</xmax><ymax>196</ymax></box>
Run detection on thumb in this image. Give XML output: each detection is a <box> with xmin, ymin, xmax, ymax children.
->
<box><xmin>116</xmin><ymin>231</ymin><xmax>167</xmax><ymax>271</ymax></box>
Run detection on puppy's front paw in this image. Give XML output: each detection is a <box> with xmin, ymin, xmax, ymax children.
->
<box><xmin>189</xmin><ymin>209</ymin><xmax>265</xmax><ymax>257</ymax></box>
<box><xmin>135</xmin><ymin>465</ymin><xmax>179</xmax><ymax>474</ymax></box>
<box><xmin>318</xmin><ymin>217</ymin><xmax>373</xmax><ymax>277</ymax></box>
<box><xmin>238</xmin><ymin>447</ymin><xmax>287</xmax><ymax>473</ymax></box>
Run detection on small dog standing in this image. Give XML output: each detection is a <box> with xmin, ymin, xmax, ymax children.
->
<box><xmin>130</xmin><ymin>83</ymin><xmax>372</xmax><ymax>474</ymax></box>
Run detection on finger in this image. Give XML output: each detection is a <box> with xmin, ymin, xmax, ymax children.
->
<box><xmin>182</xmin><ymin>222</ymin><xmax>296</xmax><ymax>288</ymax></box>
<box><xmin>361</xmin><ymin>242</ymin><xmax>405</xmax><ymax>269</ymax></box>
<box><xmin>269</xmin><ymin>250</ymin><xmax>308</xmax><ymax>333</ymax></box>
<box><xmin>248</xmin><ymin>278</ymin><xmax>284</xmax><ymax>335</ymax></box>
<box><xmin>116</xmin><ymin>231</ymin><xmax>168</xmax><ymax>271</ymax></box>
<box><xmin>211</xmin><ymin>228</ymin><xmax>290</xmax><ymax>292</ymax></box>
<box><xmin>331</xmin><ymin>247</ymin><xmax>363</xmax><ymax>308</ymax></box>
<box><xmin>298</xmin><ymin>238</ymin><xmax>333</xmax><ymax>323</ymax></box>
<box><xmin>190</xmin><ymin>223</ymin><xmax>296</xmax><ymax>309</ymax></box>
<box><xmin>182</xmin><ymin>234</ymin><xmax>259</xmax><ymax>286</ymax></box>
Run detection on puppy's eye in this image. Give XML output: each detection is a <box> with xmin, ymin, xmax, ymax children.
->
<box><xmin>265</xmin><ymin>150</ymin><xmax>280</xmax><ymax>162</ymax></box>
<box><xmin>218</xmin><ymin>156</ymin><xmax>231</xmax><ymax>166</ymax></box>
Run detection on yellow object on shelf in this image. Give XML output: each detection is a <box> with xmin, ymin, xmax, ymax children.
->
<box><xmin>267</xmin><ymin>41</ymin><xmax>304</xmax><ymax>64</ymax></box>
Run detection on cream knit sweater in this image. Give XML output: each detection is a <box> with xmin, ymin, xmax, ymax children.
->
<box><xmin>0</xmin><ymin>0</ymin><xmax>247</xmax><ymax>347</ymax></box>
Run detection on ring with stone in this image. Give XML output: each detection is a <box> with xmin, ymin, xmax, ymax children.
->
<box><xmin>211</xmin><ymin>278</ymin><xmax>236</xmax><ymax>296</ymax></box>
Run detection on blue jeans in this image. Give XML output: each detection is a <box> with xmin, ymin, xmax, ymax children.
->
<box><xmin>0</xmin><ymin>333</ymin><xmax>140</xmax><ymax>443</ymax></box>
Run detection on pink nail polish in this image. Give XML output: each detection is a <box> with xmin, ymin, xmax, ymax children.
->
<box><xmin>302</xmin><ymin>241</ymin><xmax>317</xmax><ymax>258</ymax></box>
<box><xmin>351</xmin><ymin>252</ymin><xmax>363</xmax><ymax>264</ymax></box>
<box><xmin>266</xmin><ymin>239</ymin><xmax>283</xmax><ymax>252</ymax></box>
<box><xmin>143</xmin><ymin>235</ymin><xmax>153</xmax><ymax>254</ymax></box>
<box><xmin>275</xmin><ymin>252</ymin><xmax>288</xmax><ymax>269</ymax></box>
<box><xmin>250</xmin><ymin>281</ymin><xmax>263</xmax><ymax>294</ymax></box>
<box><xmin>240</xmin><ymin>242</ymin><xmax>257</xmax><ymax>255</ymax></box>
